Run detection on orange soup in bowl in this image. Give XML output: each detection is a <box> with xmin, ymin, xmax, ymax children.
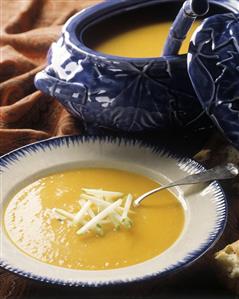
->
<box><xmin>4</xmin><ymin>168</ymin><xmax>184</xmax><ymax>270</ymax></box>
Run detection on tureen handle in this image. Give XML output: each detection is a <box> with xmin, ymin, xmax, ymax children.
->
<box><xmin>34</xmin><ymin>66</ymin><xmax>87</xmax><ymax>105</ymax></box>
<box><xmin>163</xmin><ymin>0</ymin><xmax>209</xmax><ymax>56</ymax></box>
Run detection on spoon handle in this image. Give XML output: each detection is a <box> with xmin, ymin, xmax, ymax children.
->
<box><xmin>171</xmin><ymin>163</ymin><xmax>238</xmax><ymax>185</ymax></box>
<box><xmin>134</xmin><ymin>163</ymin><xmax>238</xmax><ymax>206</ymax></box>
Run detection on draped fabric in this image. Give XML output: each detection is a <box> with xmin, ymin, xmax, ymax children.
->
<box><xmin>0</xmin><ymin>0</ymin><xmax>99</xmax><ymax>156</ymax></box>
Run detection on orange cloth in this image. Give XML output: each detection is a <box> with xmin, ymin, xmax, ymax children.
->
<box><xmin>0</xmin><ymin>0</ymin><xmax>99</xmax><ymax>156</ymax></box>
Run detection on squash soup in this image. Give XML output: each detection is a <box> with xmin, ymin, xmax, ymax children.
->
<box><xmin>4</xmin><ymin>168</ymin><xmax>184</xmax><ymax>270</ymax></box>
<box><xmin>84</xmin><ymin>1</ymin><xmax>201</xmax><ymax>58</ymax></box>
<box><xmin>87</xmin><ymin>21</ymin><xmax>200</xmax><ymax>57</ymax></box>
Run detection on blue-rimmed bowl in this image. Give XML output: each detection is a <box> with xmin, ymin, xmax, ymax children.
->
<box><xmin>0</xmin><ymin>136</ymin><xmax>227</xmax><ymax>287</ymax></box>
<box><xmin>34</xmin><ymin>0</ymin><xmax>238</xmax><ymax>136</ymax></box>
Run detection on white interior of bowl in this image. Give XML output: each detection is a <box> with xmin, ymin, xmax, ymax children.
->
<box><xmin>0</xmin><ymin>137</ymin><xmax>226</xmax><ymax>286</ymax></box>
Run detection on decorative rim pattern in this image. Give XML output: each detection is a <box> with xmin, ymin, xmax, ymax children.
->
<box><xmin>0</xmin><ymin>135</ymin><xmax>227</xmax><ymax>287</ymax></box>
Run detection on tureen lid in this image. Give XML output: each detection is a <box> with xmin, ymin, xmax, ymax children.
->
<box><xmin>187</xmin><ymin>13</ymin><xmax>239</xmax><ymax>149</ymax></box>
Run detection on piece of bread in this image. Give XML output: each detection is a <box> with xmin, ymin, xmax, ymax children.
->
<box><xmin>215</xmin><ymin>241</ymin><xmax>239</xmax><ymax>293</ymax></box>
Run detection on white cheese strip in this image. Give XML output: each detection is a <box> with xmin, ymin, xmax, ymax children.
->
<box><xmin>73</xmin><ymin>200</ymin><xmax>91</xmax><ymax>225</ymax></box>
<box><xmin>121</xmin><ymin>194</ymin><xmax>133</xmax><ymax>221</ymax></box>
<box><xmin>80</xmin><ymin>194</ymin><xmax>135</xmax><ymax>214</ymax></box>
<box><xmin>53</xmin><ymin>208</ymin><xmax>75</xmax><ymax>220</ymax></box>
<box><xmin>79</xmin><ymin>199</ymin><xmax>95</xmax><ymax>219</ymax></box>
<box><xmin>77</xmin><ymin>199</ymin><xmax>122</xmax><ymax>235</ymax></box>
<box><xmin>82</xmin><ymin>188</ymin><xmax>123</xmax><ymax>200</ymax></box>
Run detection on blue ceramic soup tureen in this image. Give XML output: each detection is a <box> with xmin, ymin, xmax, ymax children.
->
<box><xmin>35</xmin><ymin>0</ymin><xmax>239</xmax><ymax>148</ymax></box>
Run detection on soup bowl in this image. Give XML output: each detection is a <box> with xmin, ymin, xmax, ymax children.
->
<box><xmin>0</xmin><ymin>136</ymin><xmax>227</xmax><ymax>286</ymax></box>
<box><xmin>34</xmin><ymin>0</ymin><xmax>238</xmax><ymax>136</ymax></box>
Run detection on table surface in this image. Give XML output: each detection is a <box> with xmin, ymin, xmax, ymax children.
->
<box><xmin>1</xmin><ymin>1</ymin><xmax>239</xmax><ymax>298</ymax></box>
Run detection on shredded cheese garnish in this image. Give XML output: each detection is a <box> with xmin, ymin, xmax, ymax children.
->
<box><xmin>52</xmin><ymin>189</ymin><xmax>134</xmax><ymax>236</ymax></box>
<box><xmin>82</xmin><ymin>188</ymin><xmax>123</xmax><ymax>201</ymax></box>
<box><xmin>80</xmin><ymin>193</ymin><xmax>135</xmax><ymax>214</ymax></box>
<box><xmin>76</xmin><ymin>199</ymin><xmax>122</xmax><ymax>235</ymax></box>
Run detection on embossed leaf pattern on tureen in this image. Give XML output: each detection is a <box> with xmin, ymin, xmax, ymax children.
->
<box><xmin>34</xmin><ymin>19</ymin><xmax>212</xmax><ymax>134</ymax></box>
<box><xmin>188</xmin><ymin>13</ymin><xmax>239</xmax><ymax>148</ymax></box>
<box><xmin>46</xmin><ymin>34</ymin><xmax>209</xmax><ymax>132</ymax></box>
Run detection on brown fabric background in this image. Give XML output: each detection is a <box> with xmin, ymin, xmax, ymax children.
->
<box><xmin>0</xmin><ymin>0</ymin><xmax>99</xmax><ymax>156</ymax></box>
<box><xmin>1</xmin><ymin>1</ymin><xmax>239</xmax><ymax>298</ymax></box>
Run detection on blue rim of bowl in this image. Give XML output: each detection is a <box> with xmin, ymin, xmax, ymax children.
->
<box><xmin>62</xmin><ymin>0</ymin><xmax>238</xmax><ymax>63</ymax></box>
<box><xmin>0</xmin><ymin>135</ymin><xmax>228</xmax><ymax>287</ymax></box>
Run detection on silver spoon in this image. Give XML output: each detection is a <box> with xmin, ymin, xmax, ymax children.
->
<box><xmin>134</xmin><ymin>163</ymin><xmax>239</xmax><ymax>207</ymax></box>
